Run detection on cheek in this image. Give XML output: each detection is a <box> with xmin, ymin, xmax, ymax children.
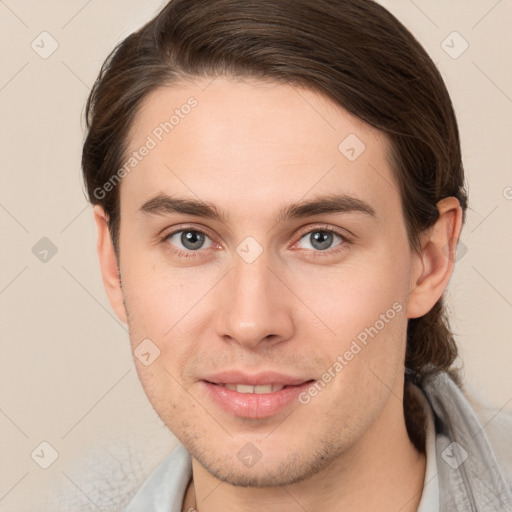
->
<box><xmin>121</xmin><ymin>248</ymin><xmax>205</xmax><ymax>336</ymax></box>
<box><xmin>284</xmin><ymin>243</ymin><xmax>412</xmax><ymax>400</ymax></box>
<box><xmin>134</xmin><ymin>359</ymin><xmax>196</xmax><ymax>435</ymax></box>
<box><xmin>120</xmin><ymin>254</ymin><xmax>220</xmax><ymax>389</ymax></box>
<box><xmin>289</xmin><ymin>249</ymin><xmax>411</xmax><ymax>339</ymax></box>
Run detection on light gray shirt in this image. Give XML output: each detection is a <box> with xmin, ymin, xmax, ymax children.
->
<box><xmin>415</xmin><ymin>383</ymin><xmax>440</xmax><ymax>512</ymax></box>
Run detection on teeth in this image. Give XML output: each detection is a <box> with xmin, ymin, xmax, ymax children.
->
<box><xmin>223</xmin><ymin>384</ymin><xmax>285</xmax><ymax>393</ymax></box>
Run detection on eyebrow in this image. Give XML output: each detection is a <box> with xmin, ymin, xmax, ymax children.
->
<box><xmin>137</xmin><ymin>192</ymin><xmax>376</xmax><ymax>223</ymax></box>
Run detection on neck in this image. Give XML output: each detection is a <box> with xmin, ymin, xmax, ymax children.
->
<box><xmin>182</xmin><ymin>394</ymin><xmax>427</xmax><ymax>512</ymax></box>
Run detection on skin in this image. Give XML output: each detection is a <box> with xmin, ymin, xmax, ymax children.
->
<box><xmin>94</xmin><ymin>77</ymin><xmax>462</xmax><ymax>512</ymax></box>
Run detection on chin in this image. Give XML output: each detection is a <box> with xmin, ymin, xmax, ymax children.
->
<box><xmin>190</xmin><ymin>441</ymin><xmax>341</xmax><ymax>488</ymax></box>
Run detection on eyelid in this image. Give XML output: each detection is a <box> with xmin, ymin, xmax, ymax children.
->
<box><xmin>160</xmin><ymin>223</ymin><xmax>218</xmax><ymax>243</ymax></box>
<box><xmin>291</xmin><ymin>223</ymin><xmax>352</xmax><ymax>247</ymax></box>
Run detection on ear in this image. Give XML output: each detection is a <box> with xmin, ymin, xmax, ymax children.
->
<box><xmin>407</xmin><ymin>197</ymin><xmax>463</xmax><ymax>319</ymax></box>
<box><xmin>93</xmin><ymin>205</ymin><xmax>128</xmax><ymax>324</ymax></box>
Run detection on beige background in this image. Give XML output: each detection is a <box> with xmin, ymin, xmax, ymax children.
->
<box><xmin>0</xmin><ymin>0</ymin><xmax>511</xmax><ymax>510</ymax></box>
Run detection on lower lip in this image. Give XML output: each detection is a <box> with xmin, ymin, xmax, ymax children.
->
<box><xmin>201</xmin><ymin>380</ymin><xmax>315</xmax><ymax>419</ymax></box>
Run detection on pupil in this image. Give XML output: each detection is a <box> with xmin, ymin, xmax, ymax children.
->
<box><xmin>311</xmin><ymin>231</ymin><xmax>332</xmax><ymax>250</ymax></box>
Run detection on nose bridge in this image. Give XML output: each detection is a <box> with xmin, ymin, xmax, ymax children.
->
<box><xmin>216</xmin><ymin>249</ymin><xmax>293</xmax><ymax>347</ymax></box>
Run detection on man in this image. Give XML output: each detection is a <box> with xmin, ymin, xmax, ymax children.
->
<box><xmin>81</xmin><ymin>0</ymin><xmax>512</xmax><ymax>510</ymax></box>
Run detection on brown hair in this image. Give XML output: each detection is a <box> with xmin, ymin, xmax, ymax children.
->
<box><xmin>82</xmin><ymin>0</ymin><xmax>468</xmax><ymax>451</ymax></box>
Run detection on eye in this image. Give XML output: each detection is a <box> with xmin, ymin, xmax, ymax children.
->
<box><xmin>296</xmin><ymin>228</ymin><xmax>345</xmax><ymax>252</ymax></box>
<box><xmin>164</xmin><ymin>229</ymin><xmax>214</xmax><ymax>252</ymax></box>
<box><xmin>161</xmin><ymin>225</ymin><xmax>348</xmax><ymax>260</ymax></box>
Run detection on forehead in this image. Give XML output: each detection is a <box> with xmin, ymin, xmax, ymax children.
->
<box><xmin>120</xmin><ymin>76</ymin><xmax>400</xmax><ymax>223</ymax></box>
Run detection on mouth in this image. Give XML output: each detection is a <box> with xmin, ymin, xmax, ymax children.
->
<box><xmin>213</xmin><ymin>383</ymin><xmax>290</xmax><ymax>393</ymax></box>
<box><xmin>201</xmin><ymin>375</ymin><xmax>315</xmax><ymax>419</ymax></box>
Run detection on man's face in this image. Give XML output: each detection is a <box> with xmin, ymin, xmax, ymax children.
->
<box><xmin>116</xmin><ymin>77</ymin><xmax>417</xmax><ymax>486</ymax></box>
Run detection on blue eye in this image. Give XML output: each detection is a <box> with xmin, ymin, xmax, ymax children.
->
<box><xmin>297</xmin><ymin>229</ymin><xmax>345</xmax><ymax>251</ymax></box>
<box><xmin>165</xmin><ymin>229</ymin><xmax>213</xmax><ymax>251</ymax></box>
<box><xmin>160</xmin><ymin>225</ymin><xmax>349</xmax><ymax>261</ymax></box>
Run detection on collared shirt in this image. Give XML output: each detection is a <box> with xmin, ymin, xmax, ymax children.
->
<box><xmin>415</xmin><ymin>383</ymin><xmax>440</xmax><ymax>512</ymax></box>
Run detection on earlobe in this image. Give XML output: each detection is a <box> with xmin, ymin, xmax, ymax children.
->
<box><xmin>93</xmin><ymin>205</ymin><xmax>128</xmax><ymax>324</ymax></box>
<box><xmin>407</xmin><ymin>197</ymin><xmax>463</xmax><ymax>319</ymax></box>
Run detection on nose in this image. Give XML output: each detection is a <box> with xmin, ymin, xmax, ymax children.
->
<box><xmin>214</xmin><ymin>252</ymin><xmax>295</xmax><ymax>349</ymax></box>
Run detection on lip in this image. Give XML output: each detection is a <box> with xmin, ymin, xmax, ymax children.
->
<box><xmin>202</xmin><ymin>370</ymin><xmax>311</xmax><ymax>386</ymax></box>
<box><xmin>200</xmin><ymin>370</ymin><xmax>315</xmax><ymax>419</ymax></box>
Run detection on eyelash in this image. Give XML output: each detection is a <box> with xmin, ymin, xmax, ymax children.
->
<box><xmin>160</xmin><ymin>224</ymin><xmax>350</xmax><ymax>260</ymax></box>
